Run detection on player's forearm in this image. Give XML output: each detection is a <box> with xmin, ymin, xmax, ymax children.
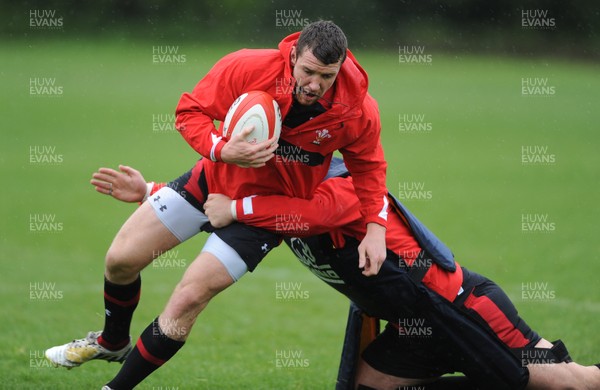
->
<box><xmin>365</xmin><ymin>222</ymin><xmax>387</xmax><ymax>237</ymax></box>
<box><xmin>235</xmin><ymin>178</ymin><xmax>362</xmax><ymax>236</ymax></box>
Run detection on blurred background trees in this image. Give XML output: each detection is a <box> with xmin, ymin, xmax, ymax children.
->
<box><xmin>3</xmin><ymin>0</ymin><xmax>598</xmax><ymax>58</ymax></box>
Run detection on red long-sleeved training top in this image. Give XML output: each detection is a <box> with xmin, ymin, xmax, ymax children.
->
<box><xmin>175</xmin><ymin>32</ymin><xmax>388</xmax><ymax>226</ymax></box>
<box><xmin>234</xmin><ymin>177</ymin><xmax>463</xmax><ymax>302</ymax></box>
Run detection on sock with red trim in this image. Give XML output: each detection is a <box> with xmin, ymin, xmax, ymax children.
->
<box><xmin>98</xmin><ymin>275</ymin><xmax>141</xmax><ymax>350</ymax></box>
<box><xmin>106</xmin><ymin>317</ymin><xmax>184</xmax><ymax>390</ymax></box>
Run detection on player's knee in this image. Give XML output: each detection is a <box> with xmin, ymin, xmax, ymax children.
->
<box><xmin>105</xmin><ymin>245</ymin><xmax>140</xmax><ymax>281</ymax></box>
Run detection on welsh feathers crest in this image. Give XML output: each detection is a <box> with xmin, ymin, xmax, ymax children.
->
<box><xmin>312</xmin><ymin>129</ymin><xmax>332</xmax><ymax>145</ymax></box>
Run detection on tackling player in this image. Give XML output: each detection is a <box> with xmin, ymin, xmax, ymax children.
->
<box><xmin>203</xmin><ymin>158</ymin><xmax>600</xmax><ymax>389</ymax></box>
<box><xmin>84</xmin><ymin>158</ymin><xmax>600</xmax><ymax>389</ymax></box>
<box><xmin>45</xmin><ymin>21</ymin><xmax>390</xmax><ymax>390</ymax></box>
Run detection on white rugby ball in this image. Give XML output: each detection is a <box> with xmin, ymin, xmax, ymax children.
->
<box><xmin>222</xmin><ymin>91</ymin><xmax>282</xmax><ymax>144</ymax></box>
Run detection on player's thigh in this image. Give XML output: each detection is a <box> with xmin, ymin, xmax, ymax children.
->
<box><xmin>107</xmin><ymin>184</ymin><xmax>209</xmax><ymax>266</ymax></box>
<box><xmin>107</xmin><ymin>201</ymin><xmax>180</xmax><ymax>266</ymax></box>
<box><xmin>160</xmin><ymin>225</ymin><xmax>278</xmax><ymax>334</ymax></box>
<box><xmin>162</xmin><ymin>250</ymin><xmax>235</xmax><ymax>322</ymax></box>
<box><xmin>173</xmin><ymin>230</ymin><xmax>257</xmax><ymax>300</ymax></box>
<box><xmin>164</xmin><ymin>231</ymin><xmax>252</xmax><ymax>312</ymax></box>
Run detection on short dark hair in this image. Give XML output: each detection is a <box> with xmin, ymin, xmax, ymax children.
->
<box><xmin>296</xmin><ymin>20</ymin><xmax>348</xmax><ymax>65</ymax></box>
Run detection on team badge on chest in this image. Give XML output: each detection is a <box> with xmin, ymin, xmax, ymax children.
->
<box><xmin>312</xmin><ymin>129</ymin><xmax>332</xmax><ymax>145</ymax></box>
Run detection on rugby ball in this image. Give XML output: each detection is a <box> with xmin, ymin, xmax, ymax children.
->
<box><xmin>222</xmin><ymin>91</ymin><xmax>282</xmax><ymax>144</ymax></box>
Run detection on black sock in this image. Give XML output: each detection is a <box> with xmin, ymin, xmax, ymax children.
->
<box><xmin>98</xmin><ymin>275</ymin><xmax>141</xmax><ymax>350</ymax></box>
<box><xmin>106</xmin><ymin>317</ymin><xmax>184</xmax><ymax>390</ymax></box>
<box><xmin>595</xmin><ymin>363</ymin><xmax>600</xmax><ymax>370</ymax></box>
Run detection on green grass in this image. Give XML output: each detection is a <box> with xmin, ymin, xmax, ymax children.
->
<box><xmin>1</xmin><ymin>40</ymin><xmax>599</xmax><ymax>388</ymax></box>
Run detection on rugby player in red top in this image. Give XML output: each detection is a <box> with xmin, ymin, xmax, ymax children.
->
<box><xmin>45</xmin><ymin>21</ymin><xmax>390</xmax><ymax>390</ymax></box>
<box><xmin>175</xmin><ymin>20</ymin><xmax>388</xmax><ymax>270</ymax></box>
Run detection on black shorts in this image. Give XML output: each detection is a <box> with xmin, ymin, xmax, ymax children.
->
<box><xmin>167</xmin><ymin>160</ymin><xmax>281</xmax><ymax>272</ymax></box>
<box><xmin>212</xmin><ymin>222</ymin><xmax>282</xmax><ymax>272</ymax></box>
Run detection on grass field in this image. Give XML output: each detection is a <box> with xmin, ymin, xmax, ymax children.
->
<box><xmin>1</xmin><ymin>39</ymin><xmax>599</xmax><ymax>389</ymax></box>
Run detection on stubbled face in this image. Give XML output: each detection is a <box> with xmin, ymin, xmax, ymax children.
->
<box><xmin>290</xmin><ymin>46</ymin><xmax>342</xmax><ymax>106</ymax></box>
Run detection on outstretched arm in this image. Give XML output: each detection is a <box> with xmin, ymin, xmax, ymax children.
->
<box><xmin>203</xmin><ymin>177</ymin><xmax>362</xmax><ymax>237</ymax></box>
